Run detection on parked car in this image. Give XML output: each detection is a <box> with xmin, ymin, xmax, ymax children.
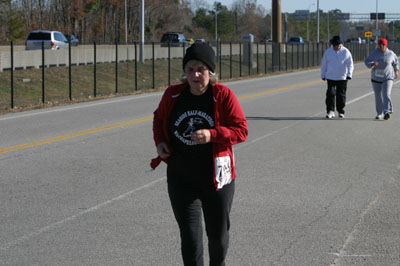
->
<box><xmin>65</xmin><ymin>34</ymin><xmax>79</xmax><ymax>46</ymax></box>
<box><xmin>346</xmin><ymin>37</ymin><xmax>362</xmax><ymax>44</ymax></box>
<box><xmin>287</xmin><ymin>36</ymin><xmax>304</xmax><ymax>44</ymax></box>
<box><xmin>260</xmin><ymin>39</ymin><xmax>273</xmax><ymax>44</ymax></box>
<box><xmin>195</xmin><ymin>39</ymin><xmax>206</xmax><ymax>44</ymax></box>
<box><xmin>25</xmin><ymin>30</ymin><xmax>69</xmax><ymax>50</ymax></box>
<box><xmin>160</xmin><ymin>32</ymin><xmax>189</xmax><ymax>47</ymax></box>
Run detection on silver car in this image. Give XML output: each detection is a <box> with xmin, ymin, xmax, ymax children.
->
<box><xmin>25</xmin><ymin>30</ymin><xmax>69</xmax><ymax>50</ymax></box>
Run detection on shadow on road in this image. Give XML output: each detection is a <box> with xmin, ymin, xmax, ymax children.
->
<box><xmin>246</xmin><ymin>116</ymin><xmax>376</xmax><ymax>121</ymax></box>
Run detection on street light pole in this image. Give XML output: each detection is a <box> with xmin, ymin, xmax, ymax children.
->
<box><xmin>307</xmin><ymin>3</ymin><xmax>315</xmax><ymax>42</ymax></box>
<box><xmin>376</xmin><ymin>0</ymin><xmax>379</xmax><ymax>39</ymax></box>
<box><xmin>215</xmin><ymin>3</ymin><xmax>218</xmax><ymax>42</ymax></box>
<box><xmin>327</xmin><ymin>11</ymin><xmax>330</xmax><ymax>41</ymax></box>
<box><xmin>317</xmin><ymin>0</ymin><xmax>320</xmax><ymax>43</ymax></box>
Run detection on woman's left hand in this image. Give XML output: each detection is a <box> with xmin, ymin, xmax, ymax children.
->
<box><xmin>191</xmin><ymin>129</ymin><xmax>211</xmax><ymax>144</ymax></box>
<box><xmin>395</xmin><ymin>71</ymin><xmax>399</xmax><ymax>79</ymax></box>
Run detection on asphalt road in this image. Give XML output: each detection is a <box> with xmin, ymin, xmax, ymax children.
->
<box><xmin>1</xmin><ymin>64</ymin><xmax>400</xmax><ymax>266</ymax></box>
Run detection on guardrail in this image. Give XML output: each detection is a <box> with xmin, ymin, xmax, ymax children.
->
<box><xmin>1</xmin><ymin>43</ymin><xmax>187</xmax><ymax>71</ymax></box>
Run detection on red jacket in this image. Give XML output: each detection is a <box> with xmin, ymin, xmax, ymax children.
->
<box><xmin>151</xmin><ymin>82</ymin><xmax>248</xmax><ymax>190</ymax></box>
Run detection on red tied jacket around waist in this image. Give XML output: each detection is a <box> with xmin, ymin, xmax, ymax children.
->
<box><xmin>151</xmin><ymin>82</ymin><xmax>248</xmax><ymax>190</ymax></box>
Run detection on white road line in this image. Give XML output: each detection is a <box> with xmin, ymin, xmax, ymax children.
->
<box><xmin>0</xmin><ymin>92</ymin><xmax>162</xmax><ymax>122</ymax></box>
<box><xmin>328</xmin><ymin>252</ymin><xmax>373</xmax><ymax>257</ymax></box>
<box><xmin>0</xmin><ymin>177</ymin><xmax>166</xmax><ymax>251</ymax></box>
<box><xmin>329</xmin><ymin>175</ymin><xmax>397</xmax><ymax>266</ymax></box>
<box><xmin>346</xmin><ymin>79</ymin><xmax>400</xmax><ymax>105</ymax></box>
<box><xmin>347</xmin><ymin>92</ymin><xmax>374</xmax><ymax>104</ymax></box>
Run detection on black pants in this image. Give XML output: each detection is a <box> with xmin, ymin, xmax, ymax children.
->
<box><xmin>167</xmin><ymin>166</ymin><xmax>235</xmax><ymax>266</ymax></box>
<box><xmin>326</xmin><ymin>79</ymin><xmax>348</xmax><ymax>114</ymax></box>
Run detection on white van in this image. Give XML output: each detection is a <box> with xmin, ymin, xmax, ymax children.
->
<box><xmin>25</xmin><ymin>30</ymin><xmax>69</xmax><ymax>50</ymax></box>
<box><xmin>347</xmin><ymin>37</ymin><xmax>362</xmax><ymax>44</ymax></box>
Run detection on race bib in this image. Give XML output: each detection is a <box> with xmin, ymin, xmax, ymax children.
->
<box><xmin>375</xmin><ymin>69</ymin><xmax>385</xmax><ymax>78</ymax></box>
<box><xmin>215</xmin><ymin>155</ymin><xmax>232</xmax><ymax>189</ymax></box>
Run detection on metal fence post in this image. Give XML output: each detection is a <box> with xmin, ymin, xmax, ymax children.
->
<box><xmin>152</xmin><ymin>42</ymin><xmax>155</xmax><ymax>89</ymax></box>
<box><xmin>311</xmin><ymin>43</ymin><xmax>315</xmax><ymax>66</ymax></box>
<box><xmin>230</xmin><ymin>42</ymin><xmax>232</xmax><ymax>79</ymax></box>
<box><xmin>135</xmin><ymin>42</ymin><xmax>138</xmax><ymax>91</ymax></box>
<box><xmin>94</xmin><ymin>42</ymin><xmax>97</xmax><ymax>97</ymax></box>
<box><xmin>264</xmin><ymin>43</ymin><xmax>267</xmax><ymax>74</ymax></box>
<box><xmin>271</xmin><ymin>43</ymin><xmax>274</xmax><ymax>73</ymax></box>
<box><xmin>168</xmin><ymin>42</ymin><xmax>171</xmax><ymax>86</ymax></box>
<box><xmin>10</xmin><ymin>41</ymin><xmax>14</xmax><ymax>109</ymax></box>
<box><xmin>248</xmin><ymin>42</ymin><xmax>251</xmax><ymax>76</ymax></box>
<box><xmin>256</xmin><ymin>42</ymin><xmax>259</xmax><ymax>74</ymax></box>
<box><xmin>297</xmin><ymin>44</ymin><xmax>300</xmax><ymax>69</ymax></box>
<box><xmin>239</xmin><ymin>42</ymin><xmax>242</xmax><ymax>77</ymax></box>
<box><xmin>115</xmin><ymin>41</ymin><xmax>118</xmax><ymax>93</ymax></box>
<box><xmin>278</xmin><ymin>43</ymin><xmax>281</xmax><ymax>72</ymax></box>
<box><xmin>286</xmin><ymin>44</ymin><xmax>289</xmax><ymax>71</ymax></box>
<box><xmin>41</xmin><ymin>41</ymin><xmax>45</xmax><ymax>104</ymax></box>
<box><xmin>219</xmin><ymin>41</ymin><xmax>222</xmax><ymax>79</ymax></box>
<box><xmin>69</xmin><ymin>40</ymin><xmax>72</xmax><ymax>100</ymax></box>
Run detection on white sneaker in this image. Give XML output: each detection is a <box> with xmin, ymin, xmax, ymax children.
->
<box><xmin>375</xmin><ymin>114</ymin><xmax>383</xmax><ymax>120</ymax></box>
<box><xmin>339</xmin><ymin>113</ymin><xmax>345</xmax><ymax>118</ymax></box>
<box><xmin>326</xmin><ymin>111</ymin><xmax>335</xmax><ymax>119</ymax></box>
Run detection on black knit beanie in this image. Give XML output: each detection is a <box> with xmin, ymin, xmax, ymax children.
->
<box><xmin>330</xmin><ymin>36</ymin><xmax>342</xmax><ymax>46</ymax></box>
<box><xmin>182</xmin><ymin>43</ymin><xmax>216</xmax><ymax>73</ymax></box>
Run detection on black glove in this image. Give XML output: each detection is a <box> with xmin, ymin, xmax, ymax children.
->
<box><xmin>346</xmin><ymin>76</ymin><xmax>351</xmax><ymax>80</ymax></box>
<box><xmin>322</xmin><ymin>78</ymin><xmax>326</xmax><ymax>81</ymax></box>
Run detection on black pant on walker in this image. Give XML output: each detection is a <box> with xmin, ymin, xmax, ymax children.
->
<box><xmin>326</xmin><ymin>79</ymin><xmax>348</xmax><ymax>114</ymax></box>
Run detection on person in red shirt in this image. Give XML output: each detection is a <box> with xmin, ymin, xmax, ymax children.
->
<box><xmin>151</xmin><ymin>43</ymin><xmax>248</xmax><ymax>266</ymax></box>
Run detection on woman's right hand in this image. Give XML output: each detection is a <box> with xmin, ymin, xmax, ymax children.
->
<box><xmin>157</xmin><ymin>142</ymin><xmax>171</xmax><ymax>159</ymax></box>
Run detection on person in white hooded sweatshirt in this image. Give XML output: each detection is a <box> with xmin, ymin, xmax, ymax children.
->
<box><xmin>321</xmin><ymin>36</ymin><xmax>354</xmax><ymax>119</ymax></box>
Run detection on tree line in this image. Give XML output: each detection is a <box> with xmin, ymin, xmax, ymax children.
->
<box><xmin>0</xmin><ymin>0</ymin><xmax>270</xmax><ymax>44</ymax></box>
<box><xmin>1</xmin><ymin>0</ymin><xmax>398</xmax><ymax>45</ymax></box>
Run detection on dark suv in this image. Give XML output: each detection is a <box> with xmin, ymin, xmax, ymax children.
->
<box><xmin>160</xmin><ymin>32</ymin><xmax>188</xmax><ymax>47</ymax></box>
<box><xmin>65</xmin><ymin>34</ymin><xmax>79</xmax><ymax>46</ymax></box>
<box><xmin>287</xmin><ymin>36</ymin><xmax>304</xmax><ymax>44</ymax></box>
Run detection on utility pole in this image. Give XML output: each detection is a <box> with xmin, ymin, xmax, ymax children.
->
<box><xmin>272</xmin><ymin>0</ymin><xmax>282</xmax><ymax>43</ymax></box>
<box><xmin>272</xmin><ymin>0</ymin><xmax>281</xmax><ymax>72</ymax></box>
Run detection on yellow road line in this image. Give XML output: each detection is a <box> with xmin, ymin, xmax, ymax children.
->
<box><xmin>1</xmin><ymin>70</ymin><xmax>371</xmax><ymax>155</ymax></box>
<box><xmin>0</xmin><ymin>115</ymin><xmax>153</xmax><ymax>155</ymax></box>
